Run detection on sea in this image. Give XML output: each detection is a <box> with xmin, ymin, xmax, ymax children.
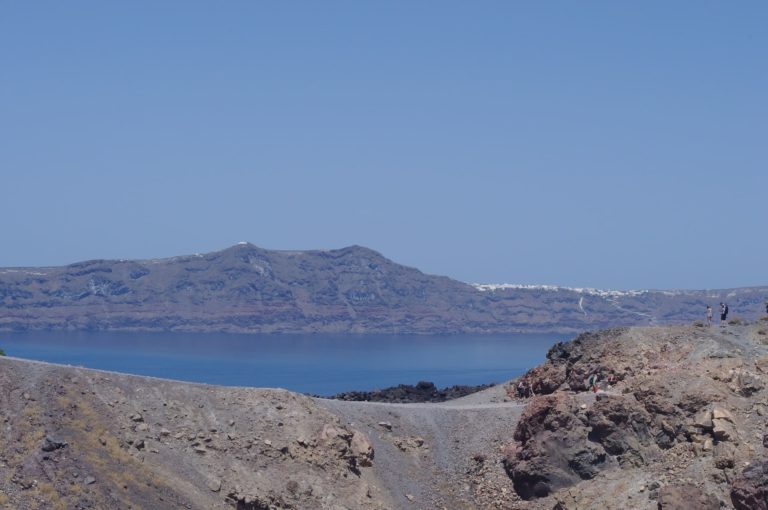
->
<box><xmin>0</xmin><ymin>331</ymin><xmax>565</xmax><ymax>396</ymax></box>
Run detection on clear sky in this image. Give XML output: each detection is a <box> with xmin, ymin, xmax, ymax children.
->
<box><xmin>1</xmin><ymin>2</ymin><xmax>766</xmax><ymax>290</ymax></box>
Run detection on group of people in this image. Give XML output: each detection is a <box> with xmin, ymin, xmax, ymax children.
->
<box><xmin>705</xmin><ymin>303</ymin><xmax>729</xmax><ymax>327</ymax></box>
<box><xmin>513</xmin><ymin>372</ymin><xmax>615</xmax><ymax>400</ymax></box>
<box><xmin>516</xmin><ymin>380</ymin><xmax>535</xmax><ymax>399</ymax></box>
<box><xmin>587</xmin><ymin>372</ymin><xmax>615</xmax><ymax>393</ymax></box>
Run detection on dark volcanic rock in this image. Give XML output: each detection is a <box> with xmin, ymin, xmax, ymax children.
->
<box><xmin>503</xmin><ymin>395</ymin><xmax>601</xmax><ymax>500</ymax></box>
<box><xmin>1</xmin><ymin>243</ymin><xmax>767</xmax><ymax>334</ymax></box>
<box><xmin>326</xmin><ymin>381</ymin><xmax>494</xmax><ymax>403</ymax></box>
<box><xmin>586</xmin><ymin>394</ymin><xmax>654</xmax><ymax>459</ymax></box>
<box><xmin>504</xmin><ymin>391</ymin><xmax>668</xmax><ymax>500</ymax></box>
<box><xmin>731</xmin><ymin>461</ymin><xmax>768</xmax><ymax>510</ymax></box>
<box><xmin>41</xmin><ymin>436</ymin><xmax>67</xmax><ymax>452</ymax></box>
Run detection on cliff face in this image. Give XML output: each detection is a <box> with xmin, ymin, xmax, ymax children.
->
<box><xmin>502</xmin><ymin>322</ymin><xmax>768</xmax><ymax>509</ymax></box>
<box><xmin>0</xmin><ymin>243</ymin><xmax>766</xmax><ymax>334</ymax></box>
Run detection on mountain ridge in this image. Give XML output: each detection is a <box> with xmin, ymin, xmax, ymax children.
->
<box><xmin>1</xmin><ymin>243</ymin><xmax>766</xmax><ymax>334</ymax></box>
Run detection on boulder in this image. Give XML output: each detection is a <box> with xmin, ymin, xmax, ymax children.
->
<box><xmin>692</xmin><ymin>409</ymin><xmax>713</xmax><ymax>430</ymax></box>
<box><xmin>712</xmin><ymin>407</ymin><xmax>734</xmax><ymax>422</ymax></box>
<box><xmin>320</xmin><ymin>424</ymin><xmax>352</xmax><ymax>443</ymax></box>
<box><xmin>658</xmin><ymin>484</ymin><xmax>719</xmax><ymax>509</ymax></box>
<box><xmin>350</xmin><ymin>431</ymin><xmax>374</xmax><ymax>467</ymax></box>
<box><xmin>41</xmin><ymin>437</ymin><xmax>67</xmax><ymax>452</ymax></box>
<box><xmin>712</xmin><ymin>407</ymin><xmax>737</xmax><ymax>441</ymax></box>
<box><xmin>714</xmin><ymin>442</ymin><xmax>736</xmax><ymax>469</ymax></box>
<box><xmin>736</xmin><ymin>371</ymin><xmax>764</xmax><ymax>396</ymax></box>
<box><xmin>586</xmin><ymin>395</ymin><xmax>653</xmax><ymax>456</ymax></box>
<box><xmin>207</xmin><ymin>478</ymin><xmax>222</xmax><ymax>492</ymax></box>
<box><xmin>523</xmin><ymin>362</ymin><xmax>567</xmax><ymax>395</ymax></box>
<box><xmin>713</xmin><ymin>418</ymin><xmax>738</xmax><ymax>442</ymax></box>
<box><xmin>504</xmin><ymin>395</ymin><xmax>608</xmax><ymax>500</ymax></box>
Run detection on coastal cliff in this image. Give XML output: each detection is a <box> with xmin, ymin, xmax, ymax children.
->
<box><xmin>1</xmin><ymin>243</ymin><xmax>766</xmax><ymax>334</ymax></box>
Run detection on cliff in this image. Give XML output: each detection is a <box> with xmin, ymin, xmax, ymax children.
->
<box><xmin>1</xmin><ymin>243</ymin><xmax>766</xmax><ymax>333</ymax></box>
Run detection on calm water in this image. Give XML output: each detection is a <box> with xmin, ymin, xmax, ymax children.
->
<box><xmin>0</xmin><ymin>331</ymin><xmax>564</xmax><ymax>395</ymax></box>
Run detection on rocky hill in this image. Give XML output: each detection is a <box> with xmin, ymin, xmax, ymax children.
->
<box><xmin>0</xmin><ymin>243</ymin><xmax>766</xmax><ymax>333</ymax></box>
<box><xmin>319</xmin><ymin>321</ymin><xmax>768</xmax><ymax>509</ymax></box>
<box><xmin>0</xmin><ymin>356</ymin><xmax>389</xmax><ymax>510</ymax></box>
<box><xmin>500</xmin><ymin>322</ymin><xmax>768</xmax><ymax>509</ymax></box>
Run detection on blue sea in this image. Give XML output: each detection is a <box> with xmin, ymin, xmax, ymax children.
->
<box><xmin>0</xmin><ymin>331</ymin><xmax>564</xmax><ymax>395</ymax></box>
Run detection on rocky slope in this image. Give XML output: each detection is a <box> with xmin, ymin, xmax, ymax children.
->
<box><xmin>323</xmin><ymin>322</ymin><xmax>768</xmax><ymax>509</ymax></box>
<box><xmin>1</xmin><ymin>243</ymin><xmax>766</xmax><ymax>334</ymax></box>
<box><xmin>2</xmin><ymin>321</ymin><xmax>768</xmax><ymax>509</ymax></box>
<box><xmin>502</xmin><ymin>321</ymin><xmax>768</xmax><ymax>509</ymax></box>
<box><xmin>0</xmin><ymin>357</ymin><xmax>390</xmax><ymax>510</ymax></box>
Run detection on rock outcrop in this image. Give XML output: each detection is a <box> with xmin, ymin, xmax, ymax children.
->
<box><xmin>502</xmin><ymin>323</ymin><xmax>768</xmax><ymax>509</ymax></box>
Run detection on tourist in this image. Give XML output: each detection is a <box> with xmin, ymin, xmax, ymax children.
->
<box><xmin>517</xmin><ymin>381</ymin><xmax>526</xmax><ymax>399</ymax></box>
<box><xmin>588</xmin><ymin>373</ymin><xmax>598</xmax><ymax>393</ymax></box>
<box><xmin>706</xmin><ymin>305</ymin><xmax>713</xmax><ymax>327</ymax></box>
<box><xmin>720</xmin><ymin>303</ymin><xmax>727</xmax><ymax>326</ymax></box>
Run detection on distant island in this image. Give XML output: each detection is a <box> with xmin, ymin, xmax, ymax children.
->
<box><xmin>0</xmin><ymin>243</ymin><xmax>765</xmax><ymax>334</ymax></box>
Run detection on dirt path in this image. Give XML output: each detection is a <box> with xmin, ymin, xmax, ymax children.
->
<box><xmin>316</xmin><ymin>384</ymin><xmax>530</xmax><ymax>509</ymax></box>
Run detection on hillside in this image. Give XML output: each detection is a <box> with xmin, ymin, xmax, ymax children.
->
<box><xmin>0</xmin><ymin>356</ymin><xmax>389</xmax><ymax>510</ymax></box>
<box><xmin>322</xmin><ymin>321</ymin><xmax>768</xmax><ymax>509</ymax></box>
<box><xmin>2</xmin><ymin>322</ymin><xmax>768</xmax><ymax>509</ymax></box>
<box><xmin>0</xmin><ymin>243</ymin><xmax>766</xmax><ymax>334</ymax></box>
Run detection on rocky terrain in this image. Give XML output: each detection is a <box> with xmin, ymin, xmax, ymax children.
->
<box><xmin>501</xmin><ymin>321</ymin><xmax>768</xmax><ymax>509</ymax></box>
<box><xmin>1</xmin><ymin>243</ymin><xmax>766</xmax><ymax>334</ymax></box>
<box><xmin>0</xmin><ymin>357</ymin><xmax>390</xmax><ymax>510</ymax></box>
<box><xmin>3</xmin><ymin>321</ymin><xmax>768</xmax><ymax>509</ymax></box>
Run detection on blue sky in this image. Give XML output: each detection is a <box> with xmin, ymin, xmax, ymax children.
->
<box><xmin>1</xmin><ymin>2</ymin><xmax>766</xmax><ymax>290</ymax></box>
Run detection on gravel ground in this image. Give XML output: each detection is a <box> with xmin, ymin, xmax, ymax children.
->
<box><xmin>316</xmin><ymin>384</ymin><xmax>530</xmax><ymax>509</ymax></box>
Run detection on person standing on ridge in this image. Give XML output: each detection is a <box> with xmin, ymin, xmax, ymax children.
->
<box><xmin>706</xmin><ymin>305</ymin><xmax>713</xmax><ymax>327</ymax></box>
<box><xmin>588</xmin><ymin>373</ymin><xmax>598</xmax><ymax>393</ymax></box>
<box><xmin>720</xmin><ymin>303</ymin><xmax>727</xmax><ymax>325</ymax></box>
